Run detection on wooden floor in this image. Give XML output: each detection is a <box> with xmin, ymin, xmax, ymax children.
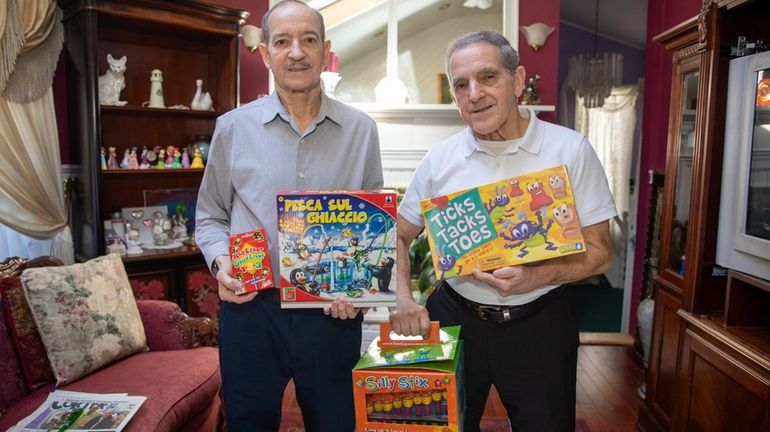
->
<box><xmin>281</xmin><ymin>345</ymin><xmax>645</xmax><ymax>431</ymax></box>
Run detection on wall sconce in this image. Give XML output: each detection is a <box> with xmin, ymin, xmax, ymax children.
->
<box><xmin>520</xmin><ymin>23</ymin><xmax>555</xmax><ymax>51</ymax></box>
<box><xmin>241</xmin><ymin>24</ymin><xmax>261</xmax><ymax>53</ymax></box>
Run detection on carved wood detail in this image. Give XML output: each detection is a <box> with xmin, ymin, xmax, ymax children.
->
<box><xmin>174</xmin><ymin>311</ymin><xmax>218</xmax><ymax>348</ymax></box>
<box><xmin>0</xmin><ymin>256</ymin><xmax>63</xmax><ymax>277</ymax></box>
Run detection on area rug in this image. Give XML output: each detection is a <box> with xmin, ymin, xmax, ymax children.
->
<box><xmin>278</xmin><ymin>413</ymin><xmax>591</xmax><ymax>431</ymax></box>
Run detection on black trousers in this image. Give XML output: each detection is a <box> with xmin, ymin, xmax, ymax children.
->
<box><xmin>218</xmin><ymin>292</ymin><xmax>362</xmax><ymax>432</ymax></box>
<box><xmin>426</xmin><ymin>282</ymin><xmax>579</xmax><ymax>432</ymax></box>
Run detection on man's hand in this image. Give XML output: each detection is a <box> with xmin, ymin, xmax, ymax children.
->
<box><xmin>471</xmin><ymin>266</ymin><xmax>542</xmax><ymax>297</ymax></box>
<box><xmin>389</xmin><ymin>296</ymin><xmax>431</xmax><ymax>338</ymax></box>
<box><xmin>215</xmin><ymin>255</ymin><xmax>258</xmax><ymax>304</ymax></box>
<box><xmin>324</xmin><ymin>300</ymin><xmax>368</xmax><ymax>319</ymax></box>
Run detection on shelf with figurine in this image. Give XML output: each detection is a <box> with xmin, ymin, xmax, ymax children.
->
<box><xmin>100</xmin><ymin>105</ymin><xmax>224</xmax><ymax>118</ymax></box>
<box><xmin>100</xmin><ymin>142</ymin><xmax>209</xmax><ymax>172</ymax></box>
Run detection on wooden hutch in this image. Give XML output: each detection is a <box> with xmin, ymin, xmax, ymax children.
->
<box><xmin>59</xmin><ymin>0</ymin><xmax>247</xmax><ymax>325</ymax></box>
<box><xmin>638</xmin><ymin>0</ymin><xmax>770</xmax><ymax>430</ymax></box>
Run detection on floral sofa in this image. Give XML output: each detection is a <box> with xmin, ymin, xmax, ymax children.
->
<box><xmin>0</xmin><ymin>256</ymin><xmax>221</xmax><ymax>431</ymax></box>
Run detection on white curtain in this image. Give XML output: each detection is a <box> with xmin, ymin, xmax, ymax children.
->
<box><xmin>0</xmin><ymin>0</ymin><xmax>72</xmax><ymax>264</ymax></box>
<box><xmin>575</xmin><ymin>83</ymin><xmax>639</xmax><ymax>288</ymax></box>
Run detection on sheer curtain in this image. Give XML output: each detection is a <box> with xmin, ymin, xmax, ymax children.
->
<box><xmin>0</xmin><ymin>0</ymin><xmax>72</xmax><ymax>263</ymax></box>
<box><xmin>575</xmin><ymin>83</ymin><xmax>639</xmax><ymax>288</ymax></box>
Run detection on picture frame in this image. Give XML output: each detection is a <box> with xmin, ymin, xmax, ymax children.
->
<box><xmin>437</xmin><ymin>73</ymin><xmax>452</xmax><ymax>104</ymax></box>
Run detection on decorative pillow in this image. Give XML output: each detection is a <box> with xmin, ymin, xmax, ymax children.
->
<box><xmin>0</xmin><ymin>277</ymin><xmax>55</xmax><ymax>391</ymax></box>
<box><xmin>20</xmin><ymin>254</ymin><xmax>147</xmax><ymax>386</ymax></box>
<box><xmin>0</xmin><ymin>282</ymin><xmax>29</xmax><ymax>409</ymax></box>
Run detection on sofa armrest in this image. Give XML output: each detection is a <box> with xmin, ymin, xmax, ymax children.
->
<box><xmin>137</xmin><ymin>300</ymin><xmax>217</xmax><ymax>350</ymax></box>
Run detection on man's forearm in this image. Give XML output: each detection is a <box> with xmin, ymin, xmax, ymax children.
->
<box><xmin>530</xmin><ymin>221</ymin><xmax>613</xmax><ymax>286</ymax></box>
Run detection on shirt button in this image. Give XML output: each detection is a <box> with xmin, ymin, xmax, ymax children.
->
<box><xmin>298</xmin><ymin>172</ymin><xmax>305</xmax><ymax>178</ymax></box>
<box><xmin>300</xmin><ymin>139</ymin><xmax>305</xmax><ymax>144</ymax></box>
<box><xmin>496</xmin><ymin>160</ymin><xmax>501</xmax><ymax>168</ymax></box>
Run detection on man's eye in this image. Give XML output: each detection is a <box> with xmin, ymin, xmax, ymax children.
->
<box><xmin>454</xmin><ymin>83</ymin><xmax>467</xmax><ymax>91</ymax></box>
<box><xmin>274</xmin><ymin>39</ymin><xmax>288</xmax><ymax>47</ymax></box>
<box><xmin>304</xmin><ymin>37</ymin><xmax>318</xmax><ymax>45</ymax></box>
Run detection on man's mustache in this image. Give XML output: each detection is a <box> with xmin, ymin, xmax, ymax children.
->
<box><xmin>287</xmin><ymin>62</ymin><xmax>310</xmax><ymax>69</ymax></box>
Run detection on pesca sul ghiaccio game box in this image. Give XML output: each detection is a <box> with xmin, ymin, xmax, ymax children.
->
<box><xmin>419</xmin><ymin>165</ymin><xmax>585</xmax><ymax>279</ymax></box>
<box><xmin>277</xmin><ymin>191</ymin><xmax>398</xmax><ymax>308</ymax></box>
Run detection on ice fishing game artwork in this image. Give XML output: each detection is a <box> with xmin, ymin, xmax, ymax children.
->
<box><xmin>420</xmin><ymin>165</ymin><xmax>586</xmax><ymax>279</ymax></box>
<box><xmin>277</xmin><ymin>191</ymin><xmax>398</xmax><ymax>308</ymax></box>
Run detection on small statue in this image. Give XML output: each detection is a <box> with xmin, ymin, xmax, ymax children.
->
<box><xmin>120</xmin><ymin>149</ymin><xmax>129</xmax><ymax>169</ymax></box>
<box><xmin>139</xmin><ymin>146</ymin><xmax>150</xmax><ymax>169</ymax></box>
<box><xmin>143</xmin><ymin>69</ymin><xmax>165</xmax><ymax>108</ymax></box>
<box><xmin>191</xmin><ymin>79</ymin><xmax>214</xmax><ymax>111</ymax></box>
<box><xmin>172</xmin><ymin>151</ymin><xmax>182</xmax><ymax>169</ymax></box>
<box><xmin>125</xmin><ymin>221</ymin><xmax>143</xmax><ymax>255</ymax></box>
<box><xmin>190</xmin><ymin>145</ymin><xmax>205</xmax><ymax>169</ymax></box>
<box><xmin>181</xmin><ymin>148</ymin><xmax>190</xmax><ymax>168</ymax></box>
<box><xmin>165</xmin><ymin>146</ymin><xmax>175</xmax><ymax>166</ymax></box>
<box><xmin>521</xmin><ymin>73</ymin><xmax>541</xmax><ymax>105</ymax></box>
<box><xmin>100</xmin><ymin>147</ymin><xmax>107</xmax><ymax>170</ymax></box>
<box><xmin>98</xmin><ymin>54</ymin><xmax>128</xmax><ymax>106</ymax></box>
<box><xmin>157</xmin><ymin>148</ymin><xmax>166</xmax><ymax>169</ymax></box>
<box><xmin>127</xmin><ymin>147</ymin><xmax>139</xmax><ymax>169</ymax></box>
<box><xmin>107</xmin><ymin>146</ymin><xmax>119</xmax><ymax>169</ymax></box>
<box><xmin>172</xmin><ymin>211</ymin><xmax>188</xmax><ymax>239</ymax></box>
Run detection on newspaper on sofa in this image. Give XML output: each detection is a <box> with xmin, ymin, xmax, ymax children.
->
<box><xmin>9</xmin><ymin>390</ymin><xmax>146</xmax><ymax>432</ymax></box>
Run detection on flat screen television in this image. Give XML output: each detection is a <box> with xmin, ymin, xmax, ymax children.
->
<box><xmin>717</xmin><ymin>50</ymin><xmax>770</xmax><ymax>281</ymax></box>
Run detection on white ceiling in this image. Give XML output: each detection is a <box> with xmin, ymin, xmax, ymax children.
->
<box><xmin>560</xmin><ymin>0</ymin><xmax>648</xmax><ymax>48</ymax></box>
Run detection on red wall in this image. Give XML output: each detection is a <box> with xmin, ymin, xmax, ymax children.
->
<box><xmin>519</xmin><ymin>0</ymin><xmax>560</xmax><ymax>124</ymax></box>
<box><xmin>628</xmin><ymin>0</ymin><xmax>701</xmax><ymax>334</ymax></box>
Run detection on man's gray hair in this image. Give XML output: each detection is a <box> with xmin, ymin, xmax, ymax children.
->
<box><xmin>445</xmin><ymin>31</ymin><xmax>519</xmax><ymax>83</ymax></box>
<box><xmin>261</xmin><ymin>0</ymin><xmax>326</xmax><ymax>44</ymax></box>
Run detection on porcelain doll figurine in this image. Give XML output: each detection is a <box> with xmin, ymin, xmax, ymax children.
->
<box><xmin>157</xmin><ymin>148</ymin><xmax>166</xmax><ymax>169</ymax></box>
<box><xmin>181</xmin><ymin>148</ymin><xmax>190</xmax><ymax>168</ymax></box>
<box><xmin>139</xmin><ymin>147</ymin><xmax>150</xmax><ymax>169</ymax></box>
<box><xmin>171</xmin><ymin>150</ymin><xmax>182</xmax><ymax>169</ymax></box>
<box><xmin>190</xmin><ymin>145</ymin><xmax>205</xmax><ymax>168</ymax></box>
<box><xmin>98</xmin><ymin>54</ymin><xmax>128</xmax><ymax>106</ymax></box>
<box><xmin>107</xmin><ymin>146</ymin><xmax>119</xmax><ymax>169</ymax></box>
<box><xmin>165</xmin><ymin>146</ymin><xmax>175</xmax><ymax>166</ymax></box>
<box><xmin>127</xmin><ymin>147</ymin><xmax>139</xmax><ymax>169</ymax></box>
<box><xmin>100</xmin><ymin>147</ymin><xmax>107</xmax><ymax>170</ymax></box>
<box><xmin>120</xmin><ymin>149</ymin><xmax>129</xmax><ymax>169</ymax></box>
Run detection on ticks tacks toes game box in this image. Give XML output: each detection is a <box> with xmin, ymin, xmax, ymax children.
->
<box><xmin>420</xmin><ymin>164</ymin><xmax>585</xmax><ymax>279</ymax></box>
<box><xmin>276</xmin><ymin>191</ymin><xmax>398</xmax><ymax>308</ymax></box>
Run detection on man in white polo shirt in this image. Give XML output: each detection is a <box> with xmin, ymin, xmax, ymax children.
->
<box><xmin>390</xmin><ymin>31</ymin><xmax>616</xmax><ymax>431</ymax></box>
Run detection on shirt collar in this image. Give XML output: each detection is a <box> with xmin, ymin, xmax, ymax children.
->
<box><xmin>259</xmin><ymin>91</ymin><xmax>342</xmax><ymax>127</ymax></box>
<box><xmin>461</xmin><ymin>107</ymin><xmax>543</xmax><ymax>157</ymax></box>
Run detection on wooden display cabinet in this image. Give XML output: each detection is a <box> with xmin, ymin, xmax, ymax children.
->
<box><xmin>638</xmin><ymin>1</ymin><xmax>770</xmax><ymax>431</ymax></box>
<box><xmin>59</xmin><ymin>0</ymin><xmax>246</xmax><ymax>322</ymax></box>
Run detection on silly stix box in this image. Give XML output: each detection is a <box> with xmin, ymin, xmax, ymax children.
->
<box><xmin>420</xmin><ymin>165</ymin><xmax>585</xmax><ymax>279</ymax></box>
<box><xmin>229</xmin><ymin>228</ymin><xmax>274</xmax><ymax>295</ymax></box>
<box><xmin>276</xmin><ymin>191</ymin><xmax>398</xmax><ymax>308</ymax></box>
<box><xmin>352</xmin><ymin>323</ymin><xmax>465</xmax><ymax>432</ymax></box>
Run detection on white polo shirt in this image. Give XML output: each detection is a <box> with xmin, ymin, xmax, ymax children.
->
<box><xmin>399</xmin><ymin>108</ymin><xmax>617</xmax><ymax>306</ymax></box>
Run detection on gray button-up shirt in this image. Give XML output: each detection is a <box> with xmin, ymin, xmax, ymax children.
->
<box><xmin>195</xmin><ymin>92</ymin><xmax>383</xmax><ymax>286</ymax></box>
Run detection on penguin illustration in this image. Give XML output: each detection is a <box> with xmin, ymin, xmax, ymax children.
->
<box><xmin>289</xmin><ymin>268</ymin><xmax>319</xmax><ymax>296</ymax></box>
<box><xmin>367</xmin><ymin>257</ymin><xmax>395</xmax><ymax>292</ymax></box>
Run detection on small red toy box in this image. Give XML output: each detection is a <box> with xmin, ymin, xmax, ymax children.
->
<box><xmin>352</xmin><ymin>323</ymin><xmax>465</xmax><ymax>432</ymax></box>
<box><xmin>229</xmin><ymin>228</ymin><xmax>274</xmax><ymax>295</ymax></box>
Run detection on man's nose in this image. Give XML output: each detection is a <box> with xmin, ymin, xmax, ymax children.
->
<box><xmin>288</xmin><ymin>39</ymin><xmax>304</xmax><ymax>59</ymax></box>
<box><xmin>469</xmin><ymin>81</ymin><xmax>484</xmax><ymax>102</ymax></box>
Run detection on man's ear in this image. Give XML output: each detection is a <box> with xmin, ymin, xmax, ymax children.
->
<box><xmin>258</xmin><ymin>42</ymin><xmax>271</xmax><ymax>70</ymax></box>
<box><xmin>323</xmin><ymin>40</ymin><xmax>331</xmax><ymax>69</ymax></box>
<box><xmin>514</xmin><ymin>65</ymin><xmax>526</xmax><ymax>98</ymax></box>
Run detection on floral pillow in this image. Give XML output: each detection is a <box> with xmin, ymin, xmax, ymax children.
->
<box><xmin>20</xmin><ymin>254</ymin><xmax>146</xmax><ymax>386</ymax></box>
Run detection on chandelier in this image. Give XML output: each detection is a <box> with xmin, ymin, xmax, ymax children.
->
<box><xmin>566</xmin><ymin>0</ymin><xmax>623</xmax><ymax>108</ymax></box>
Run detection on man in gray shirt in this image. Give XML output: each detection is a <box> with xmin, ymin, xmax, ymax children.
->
<box><xmin>195</xmin><ymin>1</ymin><xmax>383</xmax><ymax>430</ymax></box>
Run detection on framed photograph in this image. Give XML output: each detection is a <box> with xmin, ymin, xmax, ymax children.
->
<box><xmin>437</xmin><ymin>73</ymin><xmax>452</xmax><ymax>104</ymax></box>
<box><xmin>143</xmin><ymin>188</ymin><xmax>198</xmax><ymax>234</ymax></box>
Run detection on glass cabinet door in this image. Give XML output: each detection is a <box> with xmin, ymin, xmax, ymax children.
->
<box><xmin>666</xmin><ymin>71</ymin><xmax>699</xmax><ymax>275</ymax></box>
<box><xmin>747</xmin><ymin>67</ymin><xmax>770</xmax><ymax>242</ymax></box>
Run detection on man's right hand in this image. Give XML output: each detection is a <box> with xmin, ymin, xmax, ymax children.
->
<box><xmin>214</xmin><ymin>255</ymin><xmax>258</xmax><ymax>304</ymax></box>
<box><xmin>388</xmin><ymin>296</ymin><xmax>431</xmax><ymax>338</ymax></box>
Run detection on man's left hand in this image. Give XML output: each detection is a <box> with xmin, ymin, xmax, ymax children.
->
<box><xmin>324</xmin><ymin>300</ymin><xmax>369</xmax><ymax>319</ymax></box>
<box><xmin>471</xmin><ymin>266</ymin><xmax>542</xmax><ymax>297</ymax></box>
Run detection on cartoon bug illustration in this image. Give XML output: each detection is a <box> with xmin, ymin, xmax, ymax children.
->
<box><xmin>500</xmin><ymin>211</ymin><xmax>557</xmax><ymax>258</ymax></box>
<box><xmin>485</xmin><ymin>184</ymin><xmax>510</xmax><ymax>222</ymax></box>
<box><xmin>436</xmin><ymin>249</ymin><xmax>463</xmax><ymax>279</ymax></box>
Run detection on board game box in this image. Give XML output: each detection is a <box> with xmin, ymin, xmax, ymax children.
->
<box><xmin>420</xmin><ymin>164</ymin><xmax>585</xmax><ymax>279</ymax></box>
<box><xmin>229</xmin><ymin>228</ymin><xmax>274</xmax><ymax>295</ymax></box>
<box><xmin>352</xmin><ymin>323</ymin><xmax>465</xmax><ymax>432</ymax></box>
<box><xmin>277</xmin><ymin>191</ymin><xmax>398</xmax><ymax>308</ymax></box>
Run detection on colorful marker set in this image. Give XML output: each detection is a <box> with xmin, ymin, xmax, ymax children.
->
<box><xmin>365</xmin><ymin>390</ymin><xmax>450</xmax><ymax>426</ymax></box>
